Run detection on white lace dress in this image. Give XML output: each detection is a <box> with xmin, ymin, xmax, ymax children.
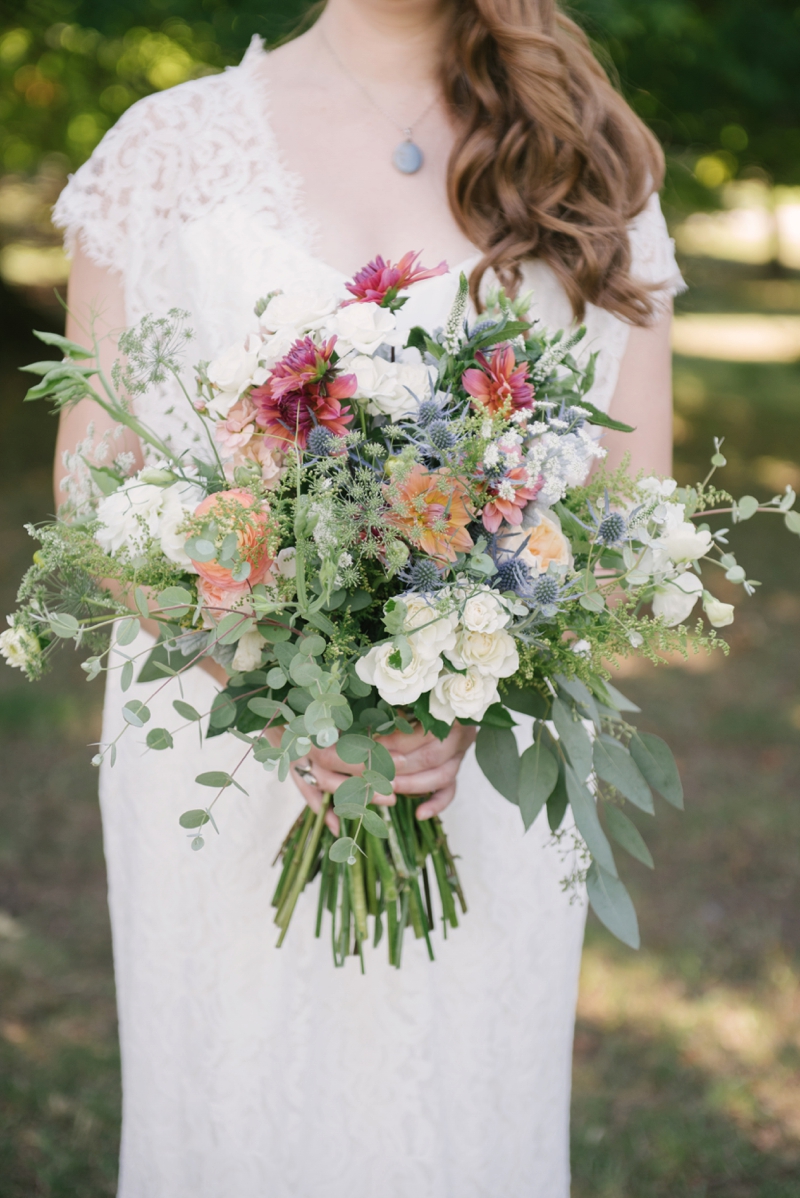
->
<box><xmin>54</xmin><ymin>38</ymin><xmax>683</xmax><ymax>1198</ymax></box>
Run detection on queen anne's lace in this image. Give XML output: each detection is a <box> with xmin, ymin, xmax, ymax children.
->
<box><xmin>54</xmin><ymin>39</ymin><xmax>684</xmax><ymax>1198</ymax></box>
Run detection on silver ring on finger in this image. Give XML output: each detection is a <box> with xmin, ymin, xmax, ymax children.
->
<box><xmin>294</xmin><ymin>764</ymin><xmax>319</xmax><ymax>788</ymax></box>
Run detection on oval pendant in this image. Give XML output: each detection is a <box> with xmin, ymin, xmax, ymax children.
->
<box><xmin>392</xmin><ymin>139</ymin><xmax>424</xmax><ymax>175</ymax></box>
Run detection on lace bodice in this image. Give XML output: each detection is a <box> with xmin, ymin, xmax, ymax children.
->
<box><xmin>54</xmin><ymin>36</ymin><xmax>683</xmax><ymax>460</ymax></box>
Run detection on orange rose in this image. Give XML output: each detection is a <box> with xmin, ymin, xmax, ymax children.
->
<box><xmin>191</xmin><ymin>488</ymin><xmax>274</xmax><ymax>587</ymax></box>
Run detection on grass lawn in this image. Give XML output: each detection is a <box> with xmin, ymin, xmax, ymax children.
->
<box><xmin>0</xmin><ymin>259</ymin><xmax>799</xmax><ymax>1196</ymax></box>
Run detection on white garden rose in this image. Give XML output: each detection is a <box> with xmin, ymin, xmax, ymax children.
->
<box><xmin>350</xmin><ymin>355</ymin><xmax>431</xmax><ymax>421</ymax></box>
<box><xmin>260</xmin><ymin>326</ymin><xmax>302</xmax><ymax>368</ymax></box>
<box><xmin>207</xmin><ymin>334</ymin><xmax>264</xmax><ymax>415</ymax></box>
<box><xmin>329</xmin><ymin>302</ymin><xmax>402</xmax><ymax>356</ymax></box>
<box><xmin>355</xmin><ymin>642</ymin><xmax>442</xmax><ymax>707</ymax></box>
<box><xmin>402</xmin><ymin>595</ymin><xmax>458</xmax><ymax>660</ymax></box>
<box><xmin>459</xmin><ymin>588</ymin><xmax>511</xmax><ymax>634</ymax></box>
<box><xmin>260</xmin><ymin>290</ymin><xmax>337</xmax><ymax>333</ymax></box>
<box><xmin>657</xmin><ymin>521</ymin><xmax>713</xmax><ymax>564</ymax></box>
<box><xmin>158</xmin><ymin>480</ymin><xmax>205</xmax><ymax>570</ymax></box>
<box><xmin>703</xmin><ymin>593</ymin><xmax>735</xmax><ymax>628</ymax></box>
<box><xmin>232</xmin><ymin>629</ymin><xmax>267</xmax><ymax>673</ymax></box>
<box><xmin>429</xmin><ymin>667</ymin><xmax>500</xmax><ymax>723</ymax></box>
<box><xmin>95</xmin><ymin>478</ymin><xmax>165</xmax><ymax>555</ymax></box>
<box><xmin>446</xmin><ymin>628</ymin><xmax>519</xmax><ymax>679</ymax></box>
<box><xmin>651</xmin><ymin>572</ymin><xmax>704</xmax><ymax>626</ymax></box>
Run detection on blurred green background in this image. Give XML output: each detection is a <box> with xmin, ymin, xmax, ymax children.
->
<box><xmin>1</xmin><ymin>2</ymin><xmax>800</xmax><ymax>1196</ymax></box>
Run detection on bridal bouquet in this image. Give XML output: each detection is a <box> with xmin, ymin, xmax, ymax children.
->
<box><xmin>4</xmin><ymin>252</ymin><xmax>799</xmax><ymax>968</ymax></box>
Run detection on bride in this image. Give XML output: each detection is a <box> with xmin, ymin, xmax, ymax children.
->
<box><xmin>52</xmin><ymin>1</ymin><xmax>682</xmax><ymax>1194</ymax></box>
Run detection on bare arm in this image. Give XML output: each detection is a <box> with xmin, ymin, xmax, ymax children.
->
<box><xmin>601</xmin><ymin>304</ymin><xmax>674</xmax><ymax>479</ymax></box>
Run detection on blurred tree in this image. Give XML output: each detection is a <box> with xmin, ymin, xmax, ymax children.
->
<box><xmin>0</xmin><ymin>0</ymin><xmax>799</xmax><ymax>194</ymax></box>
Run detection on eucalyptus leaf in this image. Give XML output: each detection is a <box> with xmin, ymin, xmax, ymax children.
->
<box><xmin>116</xmin><ymin>617</ymin><xmax>140</xmax><ymax>647</ymax></box>
<box><xmin>555</xmin><ymin>674</ymin><xmax>599</xmax><ymax>725</ymax></box>
<box><xmin>146</xmin><ymin>727</ymin><xmax>174</xmax><ymax>751</ymax></box>
<box><xmin>600</xmin><ymin>681</ymin><xmax>640</xmax><ymax>713</ymax></box>
<box><xmin>735</xmin><ymin>494</ymin><xmax>759</xmax><ymax>521</ymax></box>
<box><xmin>336</xmin><ymin>734</ymin><xmax>373</xmax><ymax>765</ymax></box>
<box><xmin>361</xmin><ymin>809</ymin><xmax>389</xmax><ymax>839</ymax></box>
<box><xmin>289</xmin><ymin>658</ymin><xmax>323</xmax><ymax>686</ymax></box>
<box><xmin>565</xmin><ymin>766</ymin><xmax>617</xmax><ymax>877</ymax></box>
<box><xmin>593</xmin><ymin>737</ymin><xmax>654</xmax><ymax>814</ymax></box>
<box><xmin>195</xmin><ymin>771</ymin><xmax>234</xmax><ymax>788</ymax></box>
<box><xmin>518</xmin><ymin>742</ymin><xmax>558</xmax><ymax>831</ymax></box>
<box><xmin>480</xmin><ymin>703</ymin><xmax>518</xmax><ymax>729</ymax></box>
<box><xmin>630</xmin><ymin>732</ymin><xmax>684</xmax><ymax>809</ymax></box>
<box><xmin>586</xmin><ymin>862</ymin><xmax>640</xmax><ymax>949</ymax></box>
<box><xmin>501</xmin><ymin>683</ymin><xmax>550</xmax><ymax>719</ymax></box>
<box><xmin>363</xmin><ymin>769</ymin><xmax>393</xmax><ymax>796</ymax></box>
<box><xmin>179</xmin><ymin>809</ymin><xmax>210</xmax><ymax>829</ymax></box>
<box><xmin>551</xmin><ymin>698</ymin><xmax>593</xmax><ymax>781</ymax></box>
<box><xmin>784</xmin><ymin>510</ymin><xmax>800</xmax><ymax>535</ymax></box>
<box><xmin>173</xmin><ymin>699</ymin><xmax>201</xmax><ymax>721</ymax></box>
<box><xmin>49</xmin><ymin>612</ymin><xmax>80</xmax><ymax>638</ymax></box>
<box><xmin>122</xmin><ymin>700</ymin><xmax>150</xmax><ymax>728</ymax></box>
<box><xmin>333</xmin><ymin>776</ymin><xmax>370</xmax><ymax>807</ymax></box>
<box><xmin>603</xmin><ymin>804</ymin><xmax>654</xmax><ymax>869</ymax></box>
<box><xmin>157</xmin><ymin>586</ymin><xmax>193</xmax><ymax>618</ymax></box>
<box><xmin>267</xmin><ymin>668</ymin><xmax>287</xmax><ymax>689</ymax></box>
<box><xmin>298</xmin><ymin>634</ymin><xmax>326</xmax><ymax>658</ymax></box>
<box><xmin>134</xmin><ymin>587</ymin><xmax>150</xmax><ymax>618</ymax></box>
<box><xmin>369</xmin><ymin>741</ymin><xmax>396</xmax><ymax>782</ymax></box>
<box><xmin>334</xmin><ymin>802</ymin><xmax>369</xmax><ymax>820</ymax></box>
<box><xmin>329</xmin><ymin>837</ymin><xmax>356</xmax><ymax>864</ymax></box>
<box><xmin>121</xmin><ymin>660</ymin><xmax>134</xmax><ymax>692</ymax></box>
<box><xmin>216</xmin><ymin>612</ymin><xmax>254</xmax><ymax>645</ymax></box>
<box><xmin>579</xmin><ymin>591</ymin><xmax>606</xmax><ymax>613</ymax></box>
<box><xmin>248</xmin><ymin>697</ymin><xmax>291</xmax><ymax>721</ymax></box>
<box><xmin>209</xmin><ymin>692</ymin><xmax>237</xmax><ymax>729</ymax></box>
<box><xmin>475</xmin><ymin>725</ymin><xmax>520</xmax><ymax>804</ymax></box>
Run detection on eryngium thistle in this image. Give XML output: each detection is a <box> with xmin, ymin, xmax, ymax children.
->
<box><xmin>496</xmin><ymin>557</ymin><xmax>532</xmax><ymax>593</ymax></box>
<box><xmin>532</xmin><ymin>573</ymin><xmax>559</xmax><ymax>605</ymax></box>
<box><xmin>407</xmin><ymin>557</ymin><xmax>443</xmax><ymax>591</ymax></box>
<box><xmin>428</xmin><ymin>420</ymin><xmax>456</xmax><ymax>451</ymax></box>
<box><xmin>306</xmin><ymin>425</ymin><xmax>335</xmax><ymax>456</ymax></box>
<box><xmin>417</xmin><ymin>399</ymin><xmax>440</xmax><ymax>428</ymax></box>
<box><xmin>597</xmin><ymin>512</ymin><xmax>627</xmax><ymax>544</ymax></box>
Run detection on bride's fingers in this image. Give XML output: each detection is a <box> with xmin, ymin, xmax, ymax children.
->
<box><xmin>416</xmin><ymin>782</ymin><xmax>457</xmax><ymax>821</ymax></box>
<box><xmin>289</xmin><ymin>764</ymin><xmax>340</xmax><ymax>833</ymax></box>
<box><xmin>392</xmin><ymin>753</ymin><xmax>464</xmax><ymax>797</ymax></box>
<box><xmin>299</xmin><ymin>758</ymin><xmax>396</xmax><ymax>806</ymax></box>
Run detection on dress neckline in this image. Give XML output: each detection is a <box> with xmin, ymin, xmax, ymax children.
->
<box><xmin>241</xmin><ymin>36</ymin><xmax>482</xmax><ymax>286</ymax></box>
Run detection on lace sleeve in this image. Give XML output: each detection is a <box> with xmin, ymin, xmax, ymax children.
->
<box><xmin>52</xmin><ymin>95</ymin><xmax>166</xmax><ymax>275</ymax></box>
<box><xmin>628</xmin><ymin>190</ymin><xmax>686</xmax><ymax>308</ymax></box>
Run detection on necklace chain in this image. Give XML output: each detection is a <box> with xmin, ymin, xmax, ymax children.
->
<box><xmin>318</xmin><ymin>28</ymin><xmax>440</xmax><ymax>140</ymax></box>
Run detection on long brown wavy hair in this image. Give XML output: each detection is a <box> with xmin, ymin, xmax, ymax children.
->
<box><xmin>297</xmin><ymin>0</ymin><xmax>665</xmax><ymax>323</ymax></box>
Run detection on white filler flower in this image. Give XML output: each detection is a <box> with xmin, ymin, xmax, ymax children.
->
<box><xmin>703</xmin><ymin>593</ymin><xmax>735</xmax><ymax>627</ymax></box>
<box><xmin>0</xmin><ymin>622</ymin><xmax>41</xmax><ymax>673</ymax></box>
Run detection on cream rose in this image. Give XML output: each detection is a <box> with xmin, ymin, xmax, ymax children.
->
<box><xmin>158</xmin><ymin>480</ymin><xmax>205</xmax><ymax>569</ymax></box>
<box><xmin>652</xmin><ymin>572</ymin><xmax>703</xmax><ymax>626</ymax></box>
<box><xmin>207</xmin><ymin>335</ymin><xmax>264</xmax><ymax>415</ymax></box>
<box><xmin>402</xmin><ymin>595</ymin><xmax>458</xmax><ymax>661</ymax></box>
<box><xmin>260</xmin><ymin>290</ymin><xmax>337</xmax><ymax>333</ymax></box>
<box><xmin>232</xmin><ymin>629</ymin><xmax>267</xmax><ymax>673</ymax></box>
<box><xmin>658</xmin><ymin>521</ymin><xmax>713</xmax><ymax>565</ymax></box>
<box><xmin>459</xmin><ymin>588</ymin><xmax>511</xmax><ymax>634</ymax></box>
<box><xmin>446</xmin><ymin>628</ymin><xmax>519</xmax><ymax>679</ymax></box>
<box><xmin>703</xmin><ymin>593</ymin><xmax>735</xmax><ymax>628</ymax></box>
<box><xmin>95</xmin><ymin>478</ymin><xmax>165</xmax><ymax>555</ymax></box>
<box><xmin>350</xmin><ymin>355</ymin><xmax>431</xmax><ymax>422</ymax></box>
<box><xmin>429</xmin><ymin>667</ymin><xmax>500</xmax><ymax>723</ymax></box>
<box><xmin>355</xmin><ymin>642</ymin><xmax>443</xmax><ymax>707</ymax></box>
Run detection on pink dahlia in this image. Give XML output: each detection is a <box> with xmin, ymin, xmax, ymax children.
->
<box><xmin>344</xmin><ymin>251</ymin><xmax>448</xmax><ymax>307</ymax></box>
<box><xmin>481</xmin><ymin>466</ymin><xmax>543</xmax><ymax>534</ymax></box>
<box><xmin>252</xmin><ymin>336</ymin><xmax>355</xmax><ymax>450</ymax></box>
<box><xmin>462</xmin><ymin>346</ymin><xmax>535</xmax><ymax>417</ymax></box>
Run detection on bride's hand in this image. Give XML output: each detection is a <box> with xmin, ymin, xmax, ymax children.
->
<box><xmin>289</xmin><ymin>722</ymin><xmax>477</xmax><ymax>834</ymax></box>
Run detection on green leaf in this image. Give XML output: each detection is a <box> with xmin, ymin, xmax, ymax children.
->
<box><xmin>345</xmin><ymin>669</ymin><xmax>373</xmax><ymax>698</ymax></box>
<box><xmin>345</xmin><ymin>589</ymin><xmax>372</xmax><ymax>613</ymax></box>
<box><xmin>500</xmin><ymin>683</ymin><xmax>550</xmax><ymax>719</ymax></box>
<box><xmin>593</xmin><ymin>737</ymin><xmax>654</xmax><ymax>814</ymax></box>
<box><xmin>261</xmin><ymin>624</ymin><xmax>293</xmax><ymax>643</ymax></box>
<box><xmin>412</xmin><ymin>692</ymin><xmax>452</xmax><ymax>740</ymax></box>
<box><xmin>480</xmin><ymin>703</ymin><xmax>518</xmax><ymax>729</ymax></box>
<box><xmin>184</xmin><ymin>537</ymin><xmax>216</xmax><ymax>562</ymax></box>
<box><xmin>121</xmin><ymin>660</ymin><xmax>134</xmax><ymax>692</ymax></box>
<box><xmin>289</xmin><ymin>657</ymin><xmax>322</xmax><ymax>686</ymax></box>
<box><xmin>329</xmin><ymin>837</ymin><xmax>357</xmax><ymax>863</ymax></box>
<box><xmin>157</xmin><ymin>586</ymin><xmax>193</xmax><ymax>618</ymax></box>
<box><xmin>116</xmin><ymin>616</ymin><xmax>140</xmax><ymax>646</ymax></box>
<box><xmin>209</xmin><ymin>692</ymin><xmax>237</xmax><ymax>729</ymax></box>
<box><xmin>518</xmin><ymin>742</ymin><xmax>558</xmax><ymax>830</ymax></box>
<box><xmin>216</xmin><ymin>612</ymin><xmax>254</xmax><ymax>645</ymax></box>
<box><xmin>586</xmin><ymin>862</ymin><xmax>640</xmax><ymax>949</ymax></box>
<box><xmin>784</xmin><ymin>510</ymin><xmax>800</xmax><ymax>535</ymax></box>
<box><xmin>146</xmin><ymin>727</ymin><xmax>174</xmax><ymax>751</ymax></box>
<box><xmin>361</xmin><ymin>809</ymin><xmax>389</xmax><ymax>839</ymax></box>
<box><xmin>570</xmin><ymin>397</ymin><xmax>634</xmax><ymax>433</ymax></box>
<box><xmin>33</xmin><ymin>330</ymin><xmax>94</xmax><ymax>358</ymax></box>
<box><xmin>579</xmin><ymin>591</ymin><xmax>606</xmax><ymax>612</ymax></box>
<box><xmin>363</xmin><ymin>769</ymin><xmax>393</xmax><ymax>796</ymax></box>
<box><xmin>547</xmin><ymin>763</ymin><xmax>569</xmax><ymax>831</ymax></box>
<box><xmin>599</xmin><ymin>681</ymin><xmax>640</xmax><ymax>713</ymax></box>
<box><xmin>551</xmin><ymin>697</ymin><xmax>593</xmax><ymax>781</ymax></box>
<box><xmin>266</xmin><ymin>667</ymin><xmax>287</xmax><ymax>689</ymax></box>
<box><xmin>334</xmin><ymin>802</ymin><xmax>369</xmax><ymax>819</ymax></box>
<box><xmin>49</xmin><ymin>612</ymin><xmax>80</xmax><ymax>638</ymax></box>
<box><xmin>179</xmin><ymin>809</ymin><xmax>210</xmax><ymax>829</ymax></box>
<box><xmin>88</xmin><ymin>465</ymin><xmax>123</xmax><ymax>496</ymax></box>
<box><xmin>248</xmin><ymin>697</ymin><xmax>291</xmax><ymax>722</ymax></box>
<box><xmin>191</xmin><ymin>836</ymin><xmax>205</xmax><ymax>851</ymax></box>
<box><xmin>305</xmin><ymin>608</ymin><xmax>337</xmax><ymax>635</ymax></box>
<box><xmin>298</xmin><ymin>634</ymin><xmax>326</xmax><ymax>657</ymax></box>
<box><xmin>130</xmin><ymin>588</ymin><xmax>149</xmax><ymax>621</ymax></box>
<box><xmin>195</xmin><ymin>771</ymin><xmax>234</xmax><ymax>788</ymax></box>
<box><xmin>630</xmin><ymin>732</ymin><xmax>684</xmax><ymax>809</ymax></box>
<box><xmin>604</xmin><ymin>805</ymin><xmax>654</xmax><ymax>869</ymax></box>
<box><xmin>173</xmin><ymin>700</ymin><xmax>201</xmax><ymax>721</ymax></box>
<box><xmin>369</xmin><ymin>742</ymin><xmax>396</xmax><ymax>782</ymax></box>
<box><xmin>122</xmin><ymin>700</ymin><xmax>151</xmax><ymax>728</ymax></box>
<box><xmin>287</xmin><ymin>688</ymin><xmax>312</xmax><ymax>713</ymax></box>
<box><xmin>336</xmin><ymin>734</ymin><xmax>373</xmax><ymax>765</ymax></box>
<box><xmin>735</xmin><ymin>494</ymin><xmax>759</xmax><ymax>521</ymax></box>
<box><xmin>565</xmin><ymin>766</ymin><xmax>617</xmax><ymax>877</ymax></box>
<box><xmin>136</xmin><ymin>643</ymin><xmax>181</xmax><ymax>684</ymax></box>
<box><xmin>475</xmin><ymin>725</ymin><xmax>520</xmax><ymax>804</ymax></box>
<box><xmin>555</xmin><ymin>674</ymin><xmax>599</xmax><ymax>724</ymax></box>
<box><xmin>333</xmin><ymin>776</ymin><xmax>370</xmax><ymax>807</ymax></box>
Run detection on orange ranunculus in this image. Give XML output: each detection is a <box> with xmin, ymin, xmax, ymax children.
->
<box><xmin>386</xmin><ymin>464</ymin><xmax>474</xmax><ymax>563</ymax></box>
<box><xmin>497</xmin><ymin>509</ymin><xmax>573</xmax><ymax>575</ymax></box>
<box><xmin>191</xmin><ymin>488</ymin><xmax>274</xmax><ymax>587</ymax></box>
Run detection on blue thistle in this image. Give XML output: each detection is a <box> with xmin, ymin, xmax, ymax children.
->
<box><xmin>417</xmin><ymin>399</ymin><xmax>440</xmax><ymax>428</ymax></box>
<box><xmin>496</xmin><ymin>557</ymin><xmax>532</xmax><ymax>593</ymax></box>
<box><xmin>406</xmin><ymin>557</ymin><xmax>445</xmax><ymax>592</ymax></box>
<box><xmin>597</xmin><ymin>511</ymin><xmax>627</xmax><ymax>545</ymax></box>
<box><xmin>306</xmin><ymin>426</ymin><xmax>335</xmax><ymax>457</ymax></box>
<box><xmin>428</xmin><ymin>420</ymin><xmax>456</xmax><ymax>452</ymax></box>
<box><xmin>532</xmin><ymin>574</ymin><xmax>559</xmax><ymax>606</ymax></box>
